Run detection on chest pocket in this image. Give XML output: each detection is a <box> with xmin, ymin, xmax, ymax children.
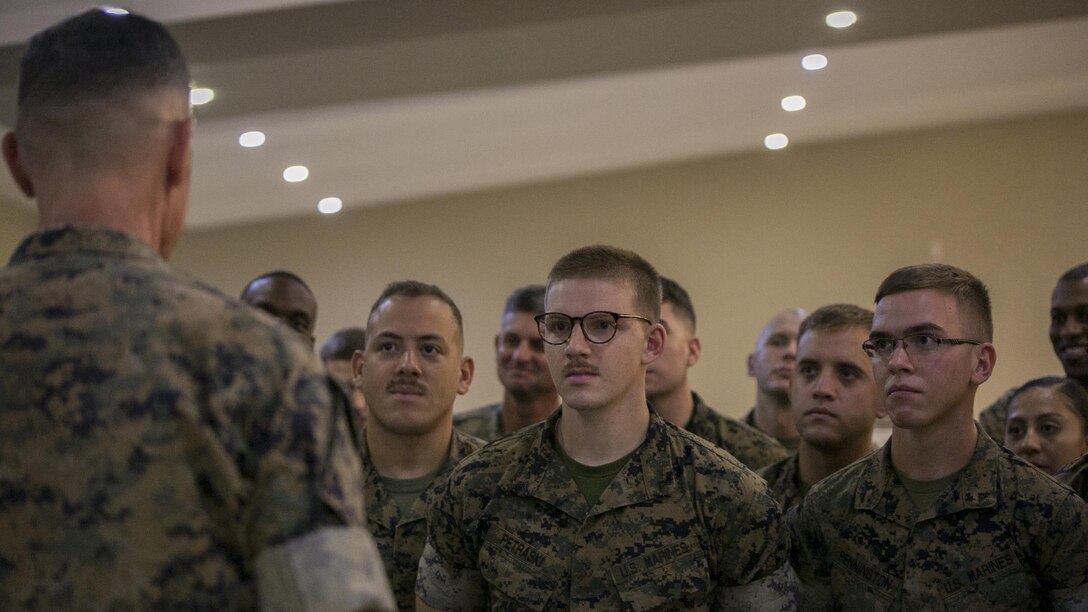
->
<box><xmin>941</xmin><ymin>560</ymin><xmax>1039</xmax><ymax>611</ymax></box>
<box><xmin>479</xmin><ymin>528</ymin><xmax>558</xmax><ymax>611</ymax></box>
<box><xmin>610</xmin><ymin>541</ymin><xmax>712</xmax><ymax>611</ymax></box>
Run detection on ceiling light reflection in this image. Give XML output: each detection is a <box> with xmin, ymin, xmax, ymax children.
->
<box><xmin>826</xmin><ymin>11</ymin><xmax>857</xmax><ymax>29</ymax></box>
<box><xmin>190</xmin><ymin>87</ymin><xmax>215</xmax><ymax>106</ymax></box>
<box><xmin>239</xmin><ymin>131</ymin><xmax>266</xmax><ymax>148</ymax></box>
<box><xmin>283</xmin><ymin>166</ymin><xmax>309</xmax><ymax>183</ymax></box>
<box><xmin>318</xmin><ymin>197</ymin><xmax>343</xmax><ymax>214</ymax></box>
<box><xmin>764</xmin><ymin>133</ymin><xmax>789</xmax><ymax>150</ymax></box>
<box><xmin>781</xmin><ymin>95</ymin><xmax>807</xmax><ymax>112</ymax></box>
<box><xmin>802</xmin><ymin>54</ymin><xmax>828</xmax><ymax>70</ymax></box>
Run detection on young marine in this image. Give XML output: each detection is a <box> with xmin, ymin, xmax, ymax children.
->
<box><xmin>790</xmin><ymin>264</ymin><xmax>1088</xmax><ymax>608</ymax></box>
<box><xmin>353</xmin><ymin>282</ymin><xmax>484</xmax><ymax>611</ymax></box>
<box><xmin>455</xmin><ymin>285</ymin><xmax>559</xmax><ymax>441</ymax></box>
<box><xmin>744</xmin><ymin>308</ymin><xmax>808</xmax><ymax>450</ymax></box>
<box><xmin>758</xmin><ymin>304</ymin><xmax>884</xmax><ymax>513</ymax></box>
<box><xmin>647</xmin><ymin>276</ymin><xmax>788</xmax><ymax>470</ymax></box>
<box><xmin>417</xmin><ymin>245</ymin><xmax>791</xmax><ymax>610</ymax></box>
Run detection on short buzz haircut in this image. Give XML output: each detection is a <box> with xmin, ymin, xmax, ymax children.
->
<box><xmin>1058</xmin><ymin>262</ymin><xmax>1088</xmax><ymax>284</ymax></box>
<box><xmin>546</xmin><ymin>245</ymin><xmax>662</xmax><ymax>321</ymax></box>
<box><xmin>799</xmin><ymin>304</ymin><xmax>874</xmax><ymax>339</ymax></box>
<box><xmin>503</xmin><ymin>285</ymin><xmax>546</xmax><ymax>316</ymax></box>
<box><xmin>368</xmin><ymin>280</ymin><xmax>464</xmax><ymax>342</ymax></box>
<box><xmin>240</xmin><ymin>270</ymin><xmax>314</xmax><ymax>300</ymax></box>
<box><xmin>319</xmin><ymin>327</ymin><xmax>367</xmax><ymax>362</ymax></box>
<box><xmin>660</xmin><ymin>276</ymin><xmax>696</xmax><ymax>331</ymax></box>
<box><xmin>16</xmin><ymin>9</ymin><xmax>189</xmax><ymax>121</ymax></box>
<box><xmin>875</xmin><ymin>264</ymin><xmax>993</xmax><ymax>342</ymax></box>
<box><xmin>1010</xmin><ymin>376</ymin><xmax>1088</xmax><ymax>435</ymax></box>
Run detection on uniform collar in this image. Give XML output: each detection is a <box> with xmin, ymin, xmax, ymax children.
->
<box><xmin>9</xmin><ymin>225</ymin><xmax>162</xmax><ymax>266</ymax></box>
<box><xmin>854</xmin><ymin>422</ymin><xmax>1000</xmax><ymax>524</ymax></box>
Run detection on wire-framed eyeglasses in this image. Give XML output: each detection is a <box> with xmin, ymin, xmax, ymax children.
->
<box><xmin>535</xmin><ymin>311</ymin><xmax>653</xmax><ymax>345</ymax></box>
<box><xmin>862</xmin><ymin>333</ymin><xmax>981</xmax><ymax>361</ymax></box>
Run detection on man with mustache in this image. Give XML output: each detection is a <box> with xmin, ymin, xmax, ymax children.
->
<box><xmin>744</xmin><ymin>308</ymin><xmax>808</xmax><ymax>450</ymax></box>
<box><xmin>980</xmin><ymin>261</ymin><xmax>1088</xmax><ymax>445</ymax></box>
<box><xmin>417</xmin><ymin>245</ymin><xmax>791</xmax><ymax>610</ymax></box>
<box><xmin>758</xmin><ymin>304</ymin><xmax>883</xmax><ymax>513</ymax></box>
<box><xmin>790</xmin><ymin>264</ymin><xmax>1088</xmax><ymax>608</ymax></box>
<box><xmin>353</xmin><ymin>281</ymin><xmax>483</xmax><ymax>611</ymax></box>
<box><xmin>647</xmin><ymin>276</ymin><xmax>788</xmax><ymax>470</ymax></box>
<box><xmin>454</xmin><ymin>285</ymin><xmax>559</xmax><ymax>441</ymax></box>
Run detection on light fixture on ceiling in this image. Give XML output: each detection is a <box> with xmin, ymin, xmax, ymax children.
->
<box><xmin>781</xmin><ymin>95</ymin><xmax>807</xmax><ymax>112</ymax></box>
<box><xmin>318</xmin><ymin>197</ymin><xmax>343</xmax><ymax>214</ymax></box>
<box><xmin>239</xmin><ymin>131</ymin><xmax>266</xmax><ymax>148</ymax></box>
<box><xmin>190</xmin><ymin>87</ymin><xmax>215</xmax><ymax>106</ymax></box>
<box><xmin>801</xmin><ymin>54</ymin><xmax>828</xmax><ymax>70</ymax></box>
<box><xmin>764</xmin><ymin>133</ymin><xmax>789</xmax><ymax>150</ymax></box>
<box><xmin>283</xmin><ymin>165</ymin><xmax>309</xmax><ymax>183</ymax></box>
<box><xmin>101</xmin><ymin>7</ymin><xmax>129</xmax><ymax>16</ymax></box>
<box><xmin>825</xmin><ymin>11</ymin><xmax>857</xmax><ymax>29</ymax></box>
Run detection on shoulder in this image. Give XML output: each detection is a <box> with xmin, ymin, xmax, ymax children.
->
<box><xmin>660</xmin><ymin>421</ymin><xmax>776</xmax><ymax>509</ymax></box>
<box><xmin>757</xmin><ymin>454</ymin><xmax>793</xmax><ymax>482</ymax></box>
<box><xmin>452</xmin><ymin>429</ymin><xmax>487</xmax><ymax>457</ymax></box>
<box><xmin>453</xmin><ymin>402</ymin><xmax>500</xmax><ymax>424</ymax></box>
<box><xmin>801</xmin><ymin>452</ymin><xmax>873</xmax><ymax>510</ymax></box>
<box><xmin>447</xmin><ymin>421</ymin><xmax>544</xmax><ymax>488</ymax></box>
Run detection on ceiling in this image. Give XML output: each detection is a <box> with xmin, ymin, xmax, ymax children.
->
<box><xmin>2</xmin><ymin>0</ymin><xmax>1087</xmax><ymax>229</ymax></box>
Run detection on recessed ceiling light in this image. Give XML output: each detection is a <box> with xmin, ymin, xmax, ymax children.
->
<box><xmin>781</xmin><ymin>95</ymin><xmax>807</xmax><ymax>112</ymax></box>
<box><xmin>826</xmin><ymin>11</ymin><xmax>857</xmax><ymax>29</ymax></box>
<box><xmin>318</xmin><ymin>197</ymin><xmax>343</xmax><ymax>214</ymax></box>
<box><xmin>764</xmin><ymin>133</ymin><xmax>789</xmax><ymax>150</ymax></box>
<box><xmin>238</xmin><ymin>131</ymin><xmax>266</xmax><ymax>148</ymax></box>
<box><xmin>101</xmin><ymin>7</ymin><xmax>129</xmax><ymax>16</ymax></box>
<box><xmin>190</xmin><ymin>87</ymin><xmax>215</xmax><ymax>106</ymax></box>
<box><xmin>283</xmin><ymin>165</ymin><xmax>309</xmax><ymax>183</ymax></box>
<box><xmin>801</xmin><ymin>54</ymin><xmax>828</xmax><ymax>70</ymax></box>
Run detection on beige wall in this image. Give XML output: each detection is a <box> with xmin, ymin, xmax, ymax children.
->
<box><xmin>6</xmin><ymin>110</ymin><xmax>1086</xmax><ymax>416</ymax></box>
<box><xmin>0</xmin><ymin>200</ymin><xmax>34</xmax><ymax>256</ymax></box>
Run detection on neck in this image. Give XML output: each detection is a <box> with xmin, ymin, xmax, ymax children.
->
<box><xmin>648</xmin><ymin>383</ymin><xmax>694</xmax><ymax>428</ymax></box>
<box><xmin>890</xmin><ymin>411</ymin><xmax>978</xmax><ymax>481</ymax></box>
<box><xmin>500</xmin><ymin>389</ymin><xmax>559</xmax><ymax>434</ymax></box>
<box><xmin>752</xmin><ymin>390</ymin><xmax>798</xmax><ymax>441</ymax></box>
<box><xmin>556</xmin><ymin>386</ymin><xmax>650</xmax><ymax>466</ymax></box>
<box><xmin>366</xmin><ymin>418</ymin><xmax>452</xmax><ymax>479</ymax></box>
<box><xmin>797</xmin><ymin>435</ymin><xmax>873</xmax><ymax>487</ymax></box>
<box><xmin>37</xmin><ymin>174</ymin><xmax>164</xmax><ymax>254</ymax></box>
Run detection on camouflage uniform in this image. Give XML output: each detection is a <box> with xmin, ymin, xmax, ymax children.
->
<box><xmin>743</xmin><ymin>408</ymin><xmax>799</xmax><ymax>452</ymax></box>
<box><xmin>361</xmin><ymin>428</ymin><xmax>484</xmax><ymax>611</ymax></box>
<box><xmin>454</xmin><ymin>402</ymin><xmax>503</xmax><ymax>441</ymax></box>
<box><xmin>757</xmin><ymin>453</ymin><xmax>808</xmax><ymax>514</ymax></box>
<box><xmin>686</xmin><ymin>392</ymin><xmax>789</xmax><ymax>470</ymax></box>
<box><xmin>1058</xmin><ymin>454</ymin><xmax>1088</xmax><ymax>501</ymax></box>
<box><xmin>977</xmin><ymin>385</ymin><xmax>1016</xmax><ymax>446</ymax></box>
<box><xmin>0</xmin><ymin>227</ymin><xmax>393</xmax><ymax>611</ymax></box>
<box><xmin>790</xmin><ymin>424</ymin><xmax>1088</xmax><ymax>609</ymax></box>
<box><xmin>417</xmin><ymin>408</ymin><xmax>792</xmax><ymax>610</ymax></box>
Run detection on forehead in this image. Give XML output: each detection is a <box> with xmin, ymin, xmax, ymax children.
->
<box><xmin>545</xmin><ymin>278</ymin><xmax>637</xmax><ymax>314</ymax></box>
<box><xmin>872</xmin><ymin>288</ymin><xmax>965</xmax><ymax>334</ymax></box>
<box><xmin>243</xmin><ymin>277</ymin><xmax>315</xmax><ymax>313</ymax></box>
<box><xmin>757</xmin><ymin>311</ymin><xmax>802</xmax><ymax>345</ymax></box>
<box><xmin>501</xmin><ymin>310</ymin><xmax>537</xmax><ymax>334</ymax></box>
<box><xmin>369</xmin><ymin>295</ymin><xmax>459</xmax><ymax>340</ymax></box>
<box><xmin>1009</xmin><ymin>386</ymin><xmax>1075</xmax><ymax>417</ymax></box>
<box><xmin>1052</xmin><ymin>277</ymin><xmax>1088</xmax><ymax>308</ymax></box>
<box><xmin>798</xmin><ymin>326</ymin><xmax>870</xmax><ymax>363</ymax></box>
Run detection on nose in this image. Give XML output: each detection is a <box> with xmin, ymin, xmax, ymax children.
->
<box><xmin>397</xmin><ymin>349</ymin><xmax>421</xmax><ymax>376</ymax></box>
<box><xmin>563</xmin><ymin>322</ymin><xmax>592</xmax><ymax>357</ymax></box>
<box><xmin>784</xmin><ymin>340</ymin><xmax>798</xmax><ymax>362</ymax></box>
<box><xmin>885</xmin><ymin>341</ymin><xmax>914</xmax><ymax>373</ymax></box>
<box><xmin>512</xmin><ymin>340</ymin><xmax>533</xmax><ymax>363</ymax></box>
<box><xmin>812</xmin><ymin>371</ymin><xmax>836</xmax><ymax>401</ymax></box>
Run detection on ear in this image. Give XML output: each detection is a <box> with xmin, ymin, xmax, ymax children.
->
<box><xmin>165</xmin><ymin>118</ymin><xmax>192</xmax><ymax>193</ymax></box>
<box><xmin>686</xmin><ymin>336</ymin><xmax>702</xmax><ymax>367</ymax></box>
<box><xmin>457</xmin><ymin>356</ymin><xmax>475</xmax><ymax>395</ymax></box>
<box><xmin>351</xmin><ymin>349</ymin><xmax>365</xmax><ymax>387</ymax></box>
<box><xmin>746</xmin><ymin>352</ymin><xmax>756</xmax><ymax>377</ymax></box>
<box><xmin>641</xmin><ymin>322</ymin><xmax>666</xmax><ymax>365</ymax></box>
<box><xmin>2</xmin><ymin>132</ymin><xmax>36</xmax><ymax>198</ymax></box>
<box><xmin>970</xmin><ymin>343</ymin><xmax>997</xmax><ymax>386</ymax></box>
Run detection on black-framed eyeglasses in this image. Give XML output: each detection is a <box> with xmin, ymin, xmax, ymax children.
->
<box><xmin>862</xmin><ymin>333</ymin><xmax>981</xmax><ymax>361</ymax></box>
<box><xmin>534</xmin><ymin>311</ymin><xmax>653</xmax><ymax>345</ymax></box>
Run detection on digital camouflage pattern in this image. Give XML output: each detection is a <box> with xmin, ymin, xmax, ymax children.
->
<box><xmin>1058</xmin><ymin>454</ymin><xmax>1088</xmax><ymax>501</ymax></box>
<box><xmin>757</xmin><ymin>453</ymin><xmax>809</xmax><ymax>514</ymax></box>
<box><xmin>686</xmin><ymin>393</ymin><xmax>789</xmax><ymax>470</ymax></box>
<box><xmin>790</xmin><ymin>425</ymin><xmax>1088</xmax><ymax>610</ymax></box>
<box><xmin>417</xmin><ymin>408</ymin><xmax>792</xmax><ymax>610</ymax></box>
<box><xmin>453</xmin><ymin>402</ymin><xmax>503</xmax><ymax>442</ymax></box>
<box><xmin>977</xmin><ymin>385</ymin><xmax>1016</xmax><ymax>446</ymax></box>
<box><xmin>361</xmin><ymin>428</ymin><xmax>484</xmax><ymax>611</ymax></box>
<box><xmin>0</xmin><ymin>227</ymin><xmax>393</xmax><ymax>611</ymax></box>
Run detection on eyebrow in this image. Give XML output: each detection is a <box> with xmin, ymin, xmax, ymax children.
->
<box><xmin>869</xmin><ymin>323</ymin><xmax>945</xmax><ymax>338</ymax></box>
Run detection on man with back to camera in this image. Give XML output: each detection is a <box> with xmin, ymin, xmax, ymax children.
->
<box><xmin>0</xmin><ymin>9</ymin><xmax>392</xmax><ymax>610</ymax></box>
<box><xmin>758</xmin><ymin>304</ymin><xmax>884</xmax><ymax>513</ymax></box>
<box><xmin>646</xmin><ymin>276</ymin><xmax>788</xmax><ymax>470</ymax></box>
<box><xmin>322</xmin><ymin>326</ymin><xmax>370</xmax><ymax>424</ymax></box>
<box><xmin>744</xmin><ymin>308</ymin><xmax>807</xmax><ymax>450</ymax></box>
<box><xmin>790</xmin><ymin>263</ymin><xmax>1088</xmax><ymax>608</ymax></box>
<box><xmin>417</xmin><ymin>245</ymin><xmax>791</xmax><ymax>610</ymax></box>
<box><xmin>454</xmin><ymin>285</ymin><xmax>559</xmax><ymax>441</ymax></box>
<box><xmin>352</xmin><ymin>281</ymin><xmax>484</xmax><ymax>611</ymax></box>
<box><xmin>980</xmin><ymin>261</ymin><xmax>1088</xmax><ymax>444</ymax></box>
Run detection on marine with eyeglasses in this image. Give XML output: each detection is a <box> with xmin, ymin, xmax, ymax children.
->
<box><xmin>789</xmin><ymin>263</ymin><xmax>1088</xmax><ymax>610</ymax></box>
<box><xmin>416</xmin><ymin>245</ymin><xmax>792</xmax><ymax>611</ymax></box>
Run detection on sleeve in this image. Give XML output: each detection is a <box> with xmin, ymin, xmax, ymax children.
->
<box><xmin>788</xmin><ymin>495</ymin><xmax>835</xmax><ymax>609</ymax></box>
<box><xmin>1032</xmin><ymin>489</ymin><xmax>1088</xmax><ymax>600</ymax></box>
<box><xmin>415</xmin><ymin>465</ymin><xmax>489</xmax><ymax>611</ymax></box>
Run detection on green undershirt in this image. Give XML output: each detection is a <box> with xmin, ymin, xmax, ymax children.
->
<box><xmin>552</xmin><ymin>435</ymin><xmax>636</xmax><ymax>508</ymax></box>
<box><xmin>379</xmin><ymin>456</ymin><xmax>449</xmax><ymax>517</ymax></box>
<box><xmin>896</xmin><ymin>467</ymin><xmax>963</xmax><ymax>512</ymax></box>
